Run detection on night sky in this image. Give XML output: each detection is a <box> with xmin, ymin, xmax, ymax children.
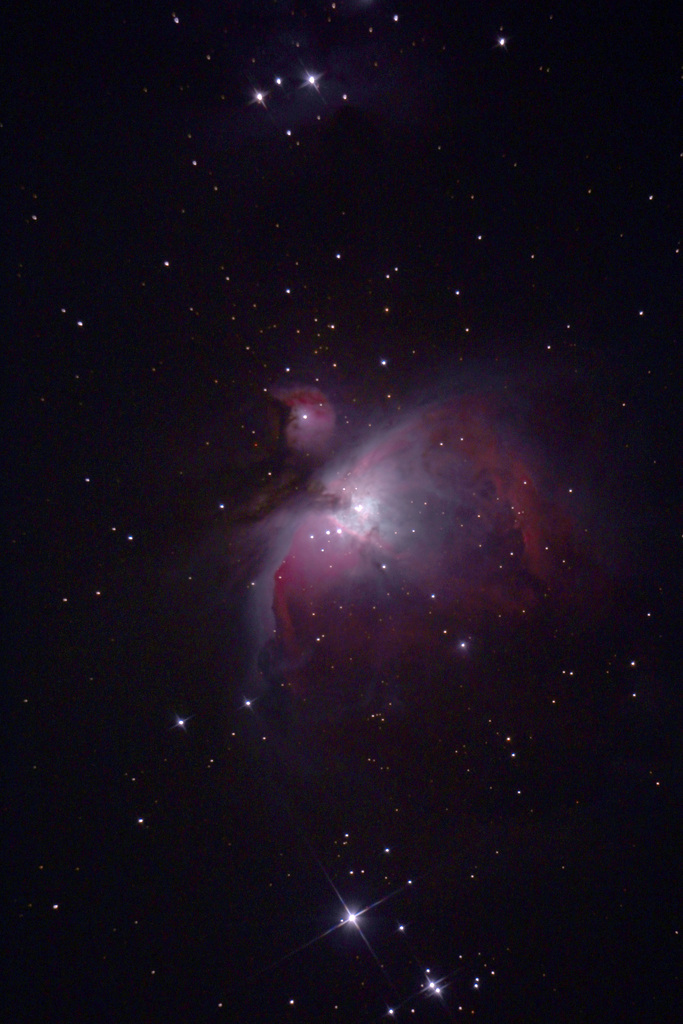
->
<box><xmin>5</xmin><ymin>2</ymin><xmax>682</xmax><ymax>1021</ymax></box>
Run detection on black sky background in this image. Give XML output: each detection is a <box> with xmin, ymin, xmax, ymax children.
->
<box><xmin>4</xmin><ymin>2</ymin><xmax>682</xmax><ymax>1022</ymax></box>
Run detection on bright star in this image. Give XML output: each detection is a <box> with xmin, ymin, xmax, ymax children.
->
<box><xmin>172</xmin><ymin>713</ymin><xmax>194</xmax><ymax>730</ymax></box>
<box><xmin>301</xmin><ymin>71</ymin><xmax>324</xmax><ymax>97</ymax></box>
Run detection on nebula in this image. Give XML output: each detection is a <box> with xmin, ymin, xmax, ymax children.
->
<box><xmin>270</xmin><ymin>385</ymin><xmax>336</xmax><ymax>459</ymax></box>
<box><xmin>240</xmin><ymin>373</ymin><xmax>617</xmax><ymax>718</ymax></box>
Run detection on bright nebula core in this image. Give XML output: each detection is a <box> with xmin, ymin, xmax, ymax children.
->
<box><xmin>240</xmin><ymin>373</ymin><xmax>617</xmax><ymax>719</ymax></box>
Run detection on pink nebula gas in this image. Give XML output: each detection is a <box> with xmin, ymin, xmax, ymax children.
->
<box><xmin>271</xmin><ymin>385</ymin><xmax>336</xmax><ymax>458</ymax></box>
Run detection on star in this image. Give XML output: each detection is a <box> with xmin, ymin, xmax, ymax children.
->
<box><xmin>171</xmin><ymin>714</ymin><xmax>194</xmax><ymax>731</ymax></box>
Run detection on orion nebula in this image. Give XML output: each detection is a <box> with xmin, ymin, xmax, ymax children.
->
<box><xmin>239</xmin><ymin>367</ymin><xmax>619</xmax><ymax>720</ymax></box>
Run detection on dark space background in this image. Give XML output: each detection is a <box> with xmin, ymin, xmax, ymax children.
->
<box><xmin>4</xmin><ymin>2</ymin><xmax>681</xmax><ymax>1021</ymax></box>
